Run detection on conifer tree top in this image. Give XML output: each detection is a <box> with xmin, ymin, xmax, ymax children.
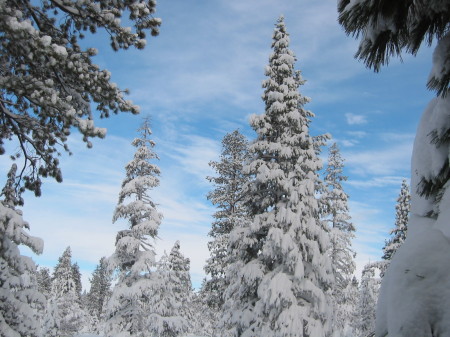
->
<box><xmin>221</xmin><ymin>16</ymin><xmax>333</xmax><ymax>337</ymax></box>
<box><xmin>382</xmin><ymin>179</ymin><xmax>410</xmax><ymax>260</ymax></box>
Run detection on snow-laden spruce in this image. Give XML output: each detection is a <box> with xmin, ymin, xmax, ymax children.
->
<box><xmin>104</xmin><ymin>118</ymin><xmax>163</xmax><ymax>337</ymax></box>
<box><xmin>72</xmin><ymin>262</ymin><xmax>83</xmax><ymax>298</ymax></box>
<box><xmin>0</xmin><ymin>0</ymin><xmax>161</xmax><ymax>200</ymax></box>
<box><xmin>221</xmin><ymin>16</ymin><xmax>333</xmax><ymax>337</ymax></box>
<box><xmin>86</xmin><ymin>257</ymin><xmax>112</xmax><ymax>334</ymax></box>
<box><xmin>166</xmin><ymin>241</ymin><xmax>193</xmax><ymax>323</ymax></box>
<box><xmin>190</xmin><ymin>288</ymin><xmax>216</xmax><ymax>337</ymax></box>
<box><xmin>354</xmin><ymin>263</ymin><xmax>381</xmax><ymax>337</ymax></box>
<box><xmin>0</xmin><ymin>165</ymin><xmax>45</xmax><ymax>337</ymax></box>
<box><xmin>321</xmin><ymin>143</ymin><xmax>356</xmax><ymax>337</ymax></box>
<box><xmin>50</xmin><ymin>247</ymin><xmax>87</xmax><ymax>337</ymax></box>
<box><xmin>322</xmin><ymin>142</ymin><xmax>355</xmax><ymax>286</ymax></box>
<box><xmin>382</xmin><ymin>179</ymin><xmax>410</xmax><ymax>261</ymax></box>
<box><xmin>203</xmin><ymin>130</ymin><xmax>251</xmax><ymax>314</ymax></box>
<box><xmin>36</xmin><ymin>266</ymin><xmax>53</xmax><ymax>299</ymax></box>
<box><xmin>146</xmin><ymin>241</ymin><xmax>192</xmax><ymax>336</ymax></box>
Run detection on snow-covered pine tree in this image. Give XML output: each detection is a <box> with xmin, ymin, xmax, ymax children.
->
<box><xmin>203</xmin><ymin>234</ymin><xmax>228</xmax><ymax>310</ymax></box>
<box><xmin>72</xmin><ymin>262</ymin><xmax>83</xmax><ymax>298</ymax></box>
<box><xmin>354</xmin><ymin>263</ymin><xmax>381</xmax><ymax>337</ymax></box>
<box><xmin>221</xmin><ymin>16</ymin><xmax>333</xmax><ymax>337</ymax></box>
<box><xmin>191</xmin><ymin>283</ymin><xmax>217</xmax><ymax>337</ymax></box>
<box><xmin>42</xmin><ymin>297</ymin><xmax>60</xmax><ymax>337</ymax></box>
<box><xmin>52</xmin><ymin>247</ymin><xmax>74</xmax><ymax>295</ymax></box>
<box><xmin>85</xmin><ymin>257</ymin><xmax>112</xmax><ymax>333</ymax></box>
<box><xmin>0</xmin><ymin>165</ymin><xmax>45</xmax><ymax>337</ymax></box>
<box><xmin>37</xmin><ymin>266</ymin><xmax>53</xmax><ymax>298</ymax></box>
<box><xmin>321</xmin><ymin>142</ymin><xmax>356</xmax><ymax>336</ymax></box>
<box><xmin>382</xmin><ymin>179</ymin><xmax>410</xmax><ymax>261</ymax></box>
<box><xmin>146</xmin><ymin>241</ymin><xmax>191</xmax><ymax>336</ymax></box>
<box><xmin>204</xmin><ymin>129</ymin><xmax>251</xmax><ymax>312</ymax></box>
<box><xmin>342</xmin><ymin>276</ymin><xmax>359</xmax><ymax>337</ymax></box>
<box><xmin>51</xmin><ymin>246</ymin><xmax>86</xmax><ymax>337</ymax></box>
<box><xmin>323</xmin><ymin>142</ymin><xmax>355</xmax><ymax>285</ymax></box>
<box><xmin>167</xmin><ymin>240</ymin><xmax>193</xmax><ymax>320</ymax></box>
<box><xmin>86</xmin><ymin>257</ymin><xmax>112</xmax><ymax>333</ymax></box>
<box><xmin>105</xmin><ymin>117</ymin><xmax>162</xmax><ymax>337</ymax></box>
<box><xmin>206</xmin><ymin>130</ymin><xmax>251</xmax><ymax>238</ymax></box>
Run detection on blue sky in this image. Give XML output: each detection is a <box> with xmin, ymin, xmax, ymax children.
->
<box><xmin>13</xmin><ymin>0</ymin><xmax>436</xmax><ymax>289</ymax></box>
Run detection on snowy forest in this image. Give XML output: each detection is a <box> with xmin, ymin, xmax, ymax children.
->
<box><xmin>1</xmin><ymin>1</ymin><xmax>449</xmax><ymax>337</ymax></box>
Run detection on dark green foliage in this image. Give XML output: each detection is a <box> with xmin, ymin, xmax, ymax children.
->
<box><xmin>338</xmin><ymin>0</ymin><xmax>450</xmax><ymax>96</ymax></box>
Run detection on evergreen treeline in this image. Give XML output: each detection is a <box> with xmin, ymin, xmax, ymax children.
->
<box><xmin>1</xmin><ymin>11</ymin><xmax>416</xmax><ymax>337</ymax></box>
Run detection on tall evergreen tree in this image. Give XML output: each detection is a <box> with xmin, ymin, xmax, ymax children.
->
<box><xmin>105</xmin><ymin>117</ymin><xmax>162</xmax><ymax>337</ymax></box>
<box><xmin>354</xmin><ymin>263</ymin><xmax>381</xmax><ymax>337</ymax></box>
<box><xmin>190</xmin><ymin>288</ymin><xmax>215</xmax><ymax>337</ymax></box>
<box><xmin>167</xmin><ymin>240</ymin><xmax>193</xmax><ymax>320</ymax></box>
<box><xmin>322</xmin><ymin>143</ymin><xmax>356</xmax><ymax>336</ymax></box>
<box><xmin>0</xmin><ymin>164</ymin><xmax>45</xmax><ymax>337</ymax></box>
<box><xmin>341</xmin><ymin>277</ymin><xmax>359</xmax><ymax>337</ymax></box>
<box><xmin>206</xmin><ymin>130</ymin><xmax>251</xmax><ymax>238</ymax></box>
<box><xmin>37</xmin><ymin>266</ymin><xmax>53</xmax><ymax>299</ymax></box>
<box><xmin>146</xmin><ymin>241</ymin><xmax>191</xmax><ymax>337</ymax></box>
<box><xmin>42</xmin><ymin>297</ymin><xmax>60</xmax><ymax>337</ymax></box>
<box><xmin>382</xmin><ymin>179</ymin><xmax>410</xmax><ymax>261</ymax></box>
<box><xmin>221</xmin><ymin>16</ymin><xmax>333</xmax><ymax>337</ymax></box>
<box><xmin>51</xmin><ymin>246</ymin><xmax>86</xmax><ymax>337</ymax></box>
<box><xmin>87</xmin><ymin>257</ymin><xmax>112</xmax><ymax>319</ymax></box>
<box><xmin>204</xmin><ymin>129</ymin><xmax>251</xmax><ymax>311</ymax></box>
<box><xmin>322</xmin><ymin>143</ymin><xmax>354</xmax><ymax>231</ymax></box>
<box><xmin>323</xmin><ymin>142</ymin><xmax>355</xmax><ymax>285</ymax></box>
<box><xmin>52</xmin><ymin>247</ymin><xmax>75</xmax><ymax>296</ymax></box>
<box><xmin>72</xmin><ymin>262</ymin><xmax>83</xmax><ymax>298</ymax></box>
<box><xmin>86</xmin><ymin>257</ymin><xmax>112</xmax><ymax>332</ymax></box>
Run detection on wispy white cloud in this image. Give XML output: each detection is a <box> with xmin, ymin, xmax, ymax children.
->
<box><xmin>160</xmin><ymin>135</ymin><xmax>220</xmax><ymax>186</ymax></box>
<box><xmin>379</xmin><ymin>132</ymin><xmax>415</xmax><ymax>142</ymax></box>
<box><xmin>333</xmin><ymin>131</ymin><xmax>368</xmax><ymax>147</ymax></box>
<box><xmin>116</xmin><ymin>0</ymin><xmax>367</xmax><ymax>120</ymax></box>
<box><xmin>345</xmin><ymin>113</ymin><xmax>368</xmax><ymax>125</ymax></box>
<box><xmin>347</xmin><ymin>176</ymin><xmax>406</xmax><ymax>188</ymax></box>
<box><xmin>344</xmin><ymin>139</ymin><xmax>413</xmax><ymax>177</ymax></box>
<box><xmin>347</xmin><ymin>131</ymin><xmax>368</xmax><ymax>139</ymax></box>
<box><xmin>327</xmin><ymin>137</ymin><xmax>356</xmax><ymax>148</ymax></box>
<box><xmin>340</xmin><ymin>139</ymin><xmax>359</xmax><ymax>147</ymax></box>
